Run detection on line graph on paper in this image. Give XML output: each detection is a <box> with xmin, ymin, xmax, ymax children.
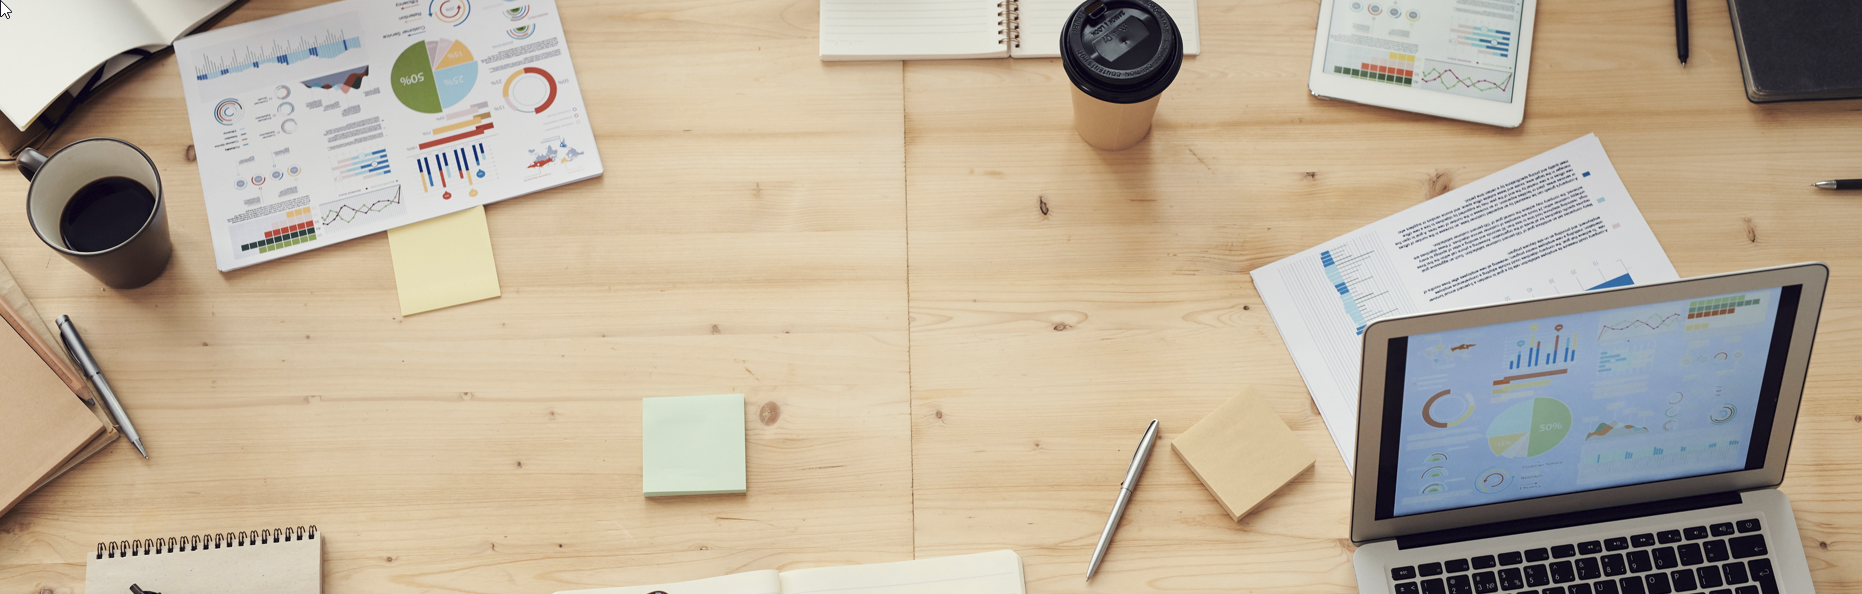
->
<box><xmin>1597</xmin><ymin>311</ymin><xmax>1683</xmax><ymax>342</ymax></box>
<box><xmin>317</xmin><ymin>186</ymin><xmax>405</xmax><ymax>232</ymax></box>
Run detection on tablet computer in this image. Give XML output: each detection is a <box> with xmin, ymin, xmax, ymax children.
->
<box><xmin>1307</xmin><ymin>0</ymin><xmax>1537</xmax><ymax>128</ymax></box>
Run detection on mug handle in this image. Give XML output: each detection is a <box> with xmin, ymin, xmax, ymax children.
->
<box><xmin>17</xmin><ymin>147</ymin><xmax>47</xmax><ymax>181</ymax></box>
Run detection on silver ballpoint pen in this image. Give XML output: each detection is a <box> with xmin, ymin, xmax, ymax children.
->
<box><xmin>1086</xmin><ymin>419</ymin><xmax>1159</xmax><ymax>582</ymax></box>
<box><xmin>56</xmin><ymin>315</ymin><xmax>147</xmax><ymax>459</ymax></box>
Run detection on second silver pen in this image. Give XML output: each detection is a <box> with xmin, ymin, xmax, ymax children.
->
<box><xmin>57</xmin><ymin>315</ymin><xmax>147</xmax><ymax>459</ymax></box>
<box><xmin>1085</xmin><ymin>419</ymin><xmax>1160</xmax><ymax>582</ymax></box>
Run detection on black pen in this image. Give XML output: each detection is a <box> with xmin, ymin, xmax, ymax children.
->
<box><xmin>1675</xmin><ymin>0</ymin><xmax>1689</xmax><ymax>66</ymax></box>
<box><xmin>1813</xmin><ymin>179</ymin><xmax>1862</xmax><ymax>190</ymax></box>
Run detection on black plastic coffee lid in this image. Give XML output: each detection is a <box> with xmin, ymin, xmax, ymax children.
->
<box><xmin>1061</xmin><ymin>0</ymin><xmax>1183</xmax><ymax>104</ymax></box>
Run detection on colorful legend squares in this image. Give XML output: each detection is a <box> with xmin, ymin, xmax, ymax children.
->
<box><xmin>1336</xmin><ymin>51</ymin><xmax>1416</xmax><ymax>86</ymax></box>
<box><xmin>240</xmin><ymin>206</ymin><xmax>319</xmax><ymax>254</ymax></box>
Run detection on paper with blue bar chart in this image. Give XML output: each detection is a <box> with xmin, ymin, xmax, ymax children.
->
<box><xmin>174</xmin><ymin>0</ymin><xmax>601</xmax><ymax>271</ymax></box>
<box><xmin>1250</xmin><ymin>135</ymin><xmax>1677</xmax><ymax>470</ymax></box>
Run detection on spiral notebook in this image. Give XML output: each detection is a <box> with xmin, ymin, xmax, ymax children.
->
<box><xmin>86</xmin><ymin>526</ymin><xmax>322</xmax><ymax>594</ymax></box>
<box><xmin>819</xmin><ymin>0</ymin><xmax>1200</xmax><ymax>61</ymax></box>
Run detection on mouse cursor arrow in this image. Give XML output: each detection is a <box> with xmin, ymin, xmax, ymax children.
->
<box><xmin>0</xmin><ymin>2</ymin><xmax>13</xmax><ymax>19</ymax></box>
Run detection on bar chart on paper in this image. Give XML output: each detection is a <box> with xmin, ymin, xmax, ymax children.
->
<box><xmin>414</xmin><ymin>142</ymin><xmax>495</xmax><ymax>199</ymax></box>
<box><xmin>419</xmin><ymin>102</ymin><xmax>494</xmax><ymax>151</ymax></box>
<box><xmin>1316</xmin><ymin>238</ymin><xmax>1409</xmax><ymax>336</ymax></box>
<box><xmin>191</xmin><ymin>13</ymin><xmax>363</xmax><ymax>83</ymax></box>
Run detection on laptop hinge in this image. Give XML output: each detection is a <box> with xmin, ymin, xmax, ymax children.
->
<box><xmin>1396</xmin><ymin>492</ymin><xmax>1743</xmax><ymax>550</ymax></box>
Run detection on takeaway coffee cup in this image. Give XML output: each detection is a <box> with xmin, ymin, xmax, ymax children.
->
<box><xmin>18</xmin><ymin>138</ymin><xmax>173</xmax><ymax>289</ymax></box>
<box><xmin>1060</xmin><ymin>0</ymin><xmax>1184</xmax><ymax>151</ymax></box>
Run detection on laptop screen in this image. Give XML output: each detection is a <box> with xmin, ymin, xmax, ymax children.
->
<box><xmin>1378</xmin><ymin>284</ymin><xmax>1801</xmax><ymax>519</ymax></box>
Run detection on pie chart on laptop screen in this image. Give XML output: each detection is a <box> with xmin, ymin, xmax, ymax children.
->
<box><xmin>1486</xmin><ymin>397</ymin><xmax>1572</xmax><ymax>458</ymax></box>
<box><xmin>392</xmin><ymin>38</ymin><xmax>479</xmax><ymax>114</ymax></box>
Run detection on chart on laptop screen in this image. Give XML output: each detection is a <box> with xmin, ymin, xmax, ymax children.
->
<box><xmin>1391</xmin><ymin>288</ymin><xmax>1783</xmax><ymax>517</ymax></box>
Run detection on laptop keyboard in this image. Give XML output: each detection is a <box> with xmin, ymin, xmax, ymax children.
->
<box><xmin>1387</xmin><ymin>519</ymin><xmax>1779</xmax><ymax>594</ymax></box>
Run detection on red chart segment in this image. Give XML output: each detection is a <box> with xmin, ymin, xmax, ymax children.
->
<box><xmin>502</xmin><ymin>67</ymin><xmax>557</xmax><ymax>114</ymax></box>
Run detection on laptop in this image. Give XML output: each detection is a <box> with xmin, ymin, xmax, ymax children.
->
<box><xmin>1350</xmin><ymin>263</ymin><xmax>1828</xmax><ymax>594</ymax></box>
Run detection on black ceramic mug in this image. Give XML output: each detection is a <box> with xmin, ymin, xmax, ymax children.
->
<box><xmin>18</xmin><ymin>138</ymin><xmax>173</xmax><ymax>289</ymax></box>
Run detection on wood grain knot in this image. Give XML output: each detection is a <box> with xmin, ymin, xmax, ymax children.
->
<box><xmin>184</xmin><ymin>145</ymin><xmax>196</xmax><ymax>162</ymax></box>
<box><xmin>934</xmin><ymin>409</ymin><xmax>944</xmax><ymax>420</ymax></box>
<box><xmin>1742</xmin><ymin>217</ymin><xmax>1758</xmax><ymax>243</ymax></box>
<box><xmin>1426</xmin><ymin>168</ymin><xmax>1455</xmax><ymax>199</ymax></box>
<box><xmin>1303</xmin><ymin>171</ymin><xmax>1317</xmax><ymax>180</ymax></box>
<box><xmin>1819</xmin><ymin>541</ymin><xmax>1829</xmax><ymax>550</ymax></box>
<box><xmin>1038</xmin><ymin>196</ymin><xmax>1050</xmax><ymax>217</ymax></box>
<box><xmin>1243</xmin><ymin>305</ymin><xmax>1251</xmax><ymax>310</ymax></box>
<box><xmin>385</xmin><ymin>556</ymin><xmax>395</xmax><ymax>563</ymax></box>
<box><xmin>516</xmin><ymin>461</ymin><xmax>524</xmax><ymax>468</ymax></box>
<box><xmin>711</xmin><ymin>324</ymin><xmax>722</xmax><ymax>335</ymax></box>
<box><xmin>1053</xmin><ymin>323</ymin><xmax>1071</xmax><ymax>331</ymax></box>
<box><xmin>759</xmin><ymin>401</ymin><xmax>781</xmax><ymax>426</ymax></box>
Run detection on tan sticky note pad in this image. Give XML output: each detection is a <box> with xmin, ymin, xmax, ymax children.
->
<box><xmin>1172</xmin><ymin>389</ymin><xmax>1316</xmax><ymax>522</ymax></box>
<box><xmin>388</xmin><ymin>205</ymin><xmax>502</xmax><ymax>316</ymax></box>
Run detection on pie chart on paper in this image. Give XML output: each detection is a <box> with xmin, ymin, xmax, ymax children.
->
<box><xmin>392</xmin><ymin>38</ymin><xmax>479</xmax><ymax>114</ymax></box>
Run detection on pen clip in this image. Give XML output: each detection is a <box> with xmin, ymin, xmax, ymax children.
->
<box><xmin>54</xmin><ymin>321</ymin><xmax>98</xmax><ymax>406</ymax></box>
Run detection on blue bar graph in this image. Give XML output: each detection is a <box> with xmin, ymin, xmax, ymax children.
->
<box><xmin>196</xmin><ymin>37</ymin><xmax>363</xmax><ymax>81</ymax></box>
<box><xmin>1321</xmin><ymin>250</ymin><xmax>1368</xmax><ymax>335</ymax></box>
<box><xmin>331</xmin><ymin>149</ymin><xmax>390</xmax><ymax>182</ymax></box>
<box><xmin>1450</xmin><ymin>24</ymin><xmax>1513</xmax><ymax>58</ymax></box>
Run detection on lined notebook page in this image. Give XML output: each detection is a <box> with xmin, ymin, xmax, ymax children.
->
<box><xmin>820</xmin><ymin>0</ymin><xmax>1010</xmax><ymax>61</ymax></box>
<box><xmin>555</xmin><ymin>570</ymin><xmax>782</xmax><ymax>594</ymax></box>
<box><xmin>1011</xmin><ymin>0</ymin><xmax>1202</xmax><ymax>58</ymax></box>
<box><xmin>779</xmin><ymin>550</ymin><xmax>1025</xmax><ymax>594</ymax></box>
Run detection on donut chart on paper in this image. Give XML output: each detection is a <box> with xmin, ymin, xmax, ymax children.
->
<box><xmin>392</xmin><ymin>39</ymin><xmax>479</xmax><ymax>114</ymax></box>
<box><xmin>214</xmin><ymin>98</ymin><xmax>243</xmax><ymax>125</ymax></box>
<box><xmin>429</xmin><ymin>0</ymin><xmax>471</xmax><ymax>26</ymax></box>
<box><xmin>502</xmin><ymin>67</ymin><xmax>557</xmax><ymax>114</ymax></box>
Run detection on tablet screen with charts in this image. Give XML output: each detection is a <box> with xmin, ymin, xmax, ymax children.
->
<box><xmin>1307</xmin><ymin>0</ymin><xmax>1537</xmax><ymax>128</ymax></box>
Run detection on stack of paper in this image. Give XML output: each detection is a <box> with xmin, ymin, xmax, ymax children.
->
<box><xmin>1251</xmin><ymin>135</ymin><xmax>1678</xmax><ymax>471</ymax></box>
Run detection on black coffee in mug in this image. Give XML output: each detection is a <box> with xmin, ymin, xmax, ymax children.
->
<box><xmin>60</xmin><ymin>176</ymin><xmax>157</xmax><ymax>252</ymax></box>
<box><xmin>19</xmin><ymin>138</ymin><xmax>173</xmax><ymax>289</ymax></box>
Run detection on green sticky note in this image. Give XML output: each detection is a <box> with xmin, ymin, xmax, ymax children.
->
<box><xmin>642</xmin><ymin>394</ymin><xmax>747</xmax><ymax>497</ymax></box>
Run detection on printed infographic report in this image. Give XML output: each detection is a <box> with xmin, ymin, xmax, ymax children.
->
<box><xmin>175</xmin><ymin>0</ymin><xmax>601</xmax><ymax>271</ymax></box>
<box><xmin>1251</xmin><ymin>135</ymin><xmax>1678</xmax><ymax>470</ymax></box>
<box><xmin>1320</xmin><ymin>0</ymin><xmax>1525</xmax><ymax>102</ymax></box>
<box><xmin>1391</xmin><ymin>286</ymin><xmax>1782</xmax><ymax>517</ymax></box>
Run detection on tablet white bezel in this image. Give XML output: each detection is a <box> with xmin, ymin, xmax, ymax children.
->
<box><xmin>1307</xmin><ymin>0</ymin><xmax>1538</xmax><ymax>128</ymax></box>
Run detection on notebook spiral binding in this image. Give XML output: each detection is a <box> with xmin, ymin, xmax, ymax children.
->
<box><xmin>998</xmin><ymin>0</ymin><xmax>1022</xmax><ymax>47</ymax></box>
<box><xmin>95</xmin><ymin>526</ymin><xmax>317</xmax><ymax>560</ymax></box>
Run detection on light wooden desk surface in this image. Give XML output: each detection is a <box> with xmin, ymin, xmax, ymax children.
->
<box><xmin>3</xmin><ymin>0</ymin><xmax>1861</xmax><ymax>592</ymax></box>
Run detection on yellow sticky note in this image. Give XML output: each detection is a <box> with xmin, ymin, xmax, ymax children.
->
<box><xmin>388</xmin><ymin>206</ymin><xmax>502</xmax><ymax>315</ymax></box>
